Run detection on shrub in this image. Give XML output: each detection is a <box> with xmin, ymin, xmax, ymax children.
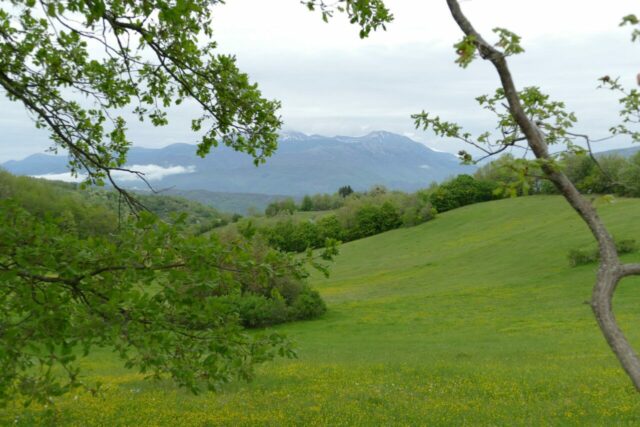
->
<box><xmin>265</xmin><ymin>198</ymin><xmax>297</xmax><ymax>216</ymax></box>
<box><xmin>229</xmin><ymin>293</ymin><xmax>289</xmax><ymax>328</ymax></box>
<box><xmin>429</xmin><ymin>174</ymin><xmax>496</xmax><ymax>213</ymax></box>
<box><xmin>317</xmin><ymin>214</ymin><xmax>345</xmax><ymax>242</ymax></box>
<box><xmin>220</xmin><ymin>285</ymin><xmax>327</xmax><ymax>328</ymax></box>
<box><xmin>261</xmin><ymin>219</ymin><xmax>320</xmax><ymax>252</ymax></box>
<box><xmin>292</xmin><ymin>193</ymin><xmax>346</xmax><ymax>212</ymax></box>
<box><xmin>258</xmin><ymin>189</ymin><xmax>437</xmax><ymax>252</ymax></box>
<box><xmin>568</xmin><ymin>238</ymin><xmax>638</xmax><ymax>267</ymax></box>
<box><xmin>568</xmin><ymin>248</ymin><xmax>599</xmax><ymax>267</ymax></box>
<box><xmin>291</xmin><ymin>287</ymin><xmax>327</xmax><ymax>320</ymax></box>
<box><xmin>616</xmin><ymin>239</ymin><xmax>638</xmax><ymax>254</ymax></box>
<box><xmin>347</xmin><ymin>201</ymin><xmax>402</xmax><ymax>240</ymax></box>
<box><xmin>300</xmin><ymin>195</ymin><xmax>314</xmax><ymax>211</ymax></box>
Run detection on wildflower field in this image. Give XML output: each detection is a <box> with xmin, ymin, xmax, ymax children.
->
<box><xmin>5</xmin><ymin>196</ymin><xmax>640</xmax><ymax>426</ymax></box>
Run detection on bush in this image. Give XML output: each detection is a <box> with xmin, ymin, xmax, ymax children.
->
<box><xmin>261</xmin><ymin>219</ymin><xmax>321</xmax><ymax>252</ymax></box>
<box><xmin>260</xmin><ymin>215</ymin><xmax>346</xmax><ymax>252</ymax></box>
<box><xmin>317</xmin><ymin>214</ymin><xmax>345</xmax><ymax>242</ymax></box>
<box><xmin>265</xmin><ymin>198</ymin><xmax>297</xmax><ymax>216</ymax></box>
<box><xmin>214</xmin><ymin>235</ymin><xmax>327</xmax><ymax>327</ymax></box>
<box><xmin>291</xmin><ymin>287</ymin><xmax>327</xmax><ymax>320</ymax></box>
<box><xmin>299</xmin><ymin>193</ymin><xmax>344</xmax><ymax>211</ymax></box>
<box><xmin>260</xmin><ymin>190</ymin><xmax>437</xmax><ymax>252</ymax></box>
<box><xmin>235</xmin><ymin>293</ymin><xmax>289</xmax><ymax>328</ymax></box>
<box><xmin>400</xmin><ymin>191</ymin><xmax>436</xmax><ymax>226</ymax></box>
<box><xmin>347</xmin><ymin>201</ymin><xmax>402</xmax><ymax>240</ymax></box>
<box><xmin>429</xmin><ymin>174</ymin><xmax>496</xmax><ymax>213</ymax></box>
<box><xmin>568</xmin><ymin>248</ymin><xmax>599</xmax><ymax>267</ymax></box>
<box><xmin>568</xmin><ymin>238</ymin><xmax>638</xmax><ymax>267</ymax></box>
<box><xmin>221</xmin><ymin>285</ymin><xmax>326</xmax><ymax>328</ymax></box>
<box><xmin>616</xmin><ymin>239</ymin><xmax>638</xmax><ymax>254</ymax></box>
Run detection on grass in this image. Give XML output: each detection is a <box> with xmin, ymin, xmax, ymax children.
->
<box><xmin>5</xmin><ymin>195</ymin><xmax>640</xmax><ymax>425</ymax></box>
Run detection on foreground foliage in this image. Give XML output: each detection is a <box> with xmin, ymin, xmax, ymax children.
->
<box><xmin>0</xmin><ymin>179</ymin><xmax>335</xmax><ymax>405</ymax></box>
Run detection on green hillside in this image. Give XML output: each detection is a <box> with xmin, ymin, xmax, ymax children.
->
<box><xmin>7</xmin><ymin>196</ymin><xmax>640</xmax><ymax>425</ymax></box>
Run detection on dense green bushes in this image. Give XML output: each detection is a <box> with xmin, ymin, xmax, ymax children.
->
<box><xmin>251</xmin><ymin>175</ymin><xmax>504</xmax><ymax>253</ymax></box>
<box><xmin>299</xmin><ymin>193</ymin><xmax>345</xmax><ymax>211</ymax></box>
<box><xmin>250</xmin><ymin>151</ymin><xmax>640</xmax><ymax>256</ymax></box>
<box><xmin>568</xmin><ymin>238</ymin><xmax>638</xmax><ymax>267</ymax></box>
<box><xmin>199</xmin><ymin>230</ymin><xmax>329</xmax><ymax>328</ymax></box>
<box><xmin>429</xmin><ymin>174</ymin><xmax>497</xmax><ymax>213</ymax></box>
<box><xmin>567</xmin><ymin>152</ymin><xmax>640</xmax><ymax>197</ymax></box>
<box><xmin>257</xmin><ymin>174</ymin><xmax>500</xmax><ymax>254</ymax></box>
<box><xmin>221</xmin><ymin>287</ymin><xmax>326</xmax><ymax>328</ymax></box>
<box><xmin>265</xmin><ymin>198</ymin><xmax>297</xmax><ymax>216</ymax></box>
<box><xmin>258</xmin><ymin>215</ymin><xmax>343</xmax><ymax>252</ymax></box>
<box><xmin>476</xmin><ymin>151</ymin><xmax>640</xmax><ymax>198</ymax></box>
<box><xmin>255</xmin><ymin>187</ymin><xmax>437</xmax><ymax>252</ymax></box>
<box><xmin>343</xmin><ymin>201</ymin><xmax>402</xmax><ymax>240</ymax></box>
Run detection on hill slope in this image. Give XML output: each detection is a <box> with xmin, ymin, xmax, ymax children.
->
<box><xmin>7</xmin><ymin>196</ymin><xmax>640</xmax><ymax>425</ymax></box>
<box><xmin>2</xmin><ymin>131</ymin><xmax>474</xmax><ymax>195</ymax></box>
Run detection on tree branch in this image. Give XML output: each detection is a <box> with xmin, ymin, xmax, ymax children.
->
<box><xmin>620</xmin><ymin>263</ymin><xmax>640</xmax><ymax>277</ymax></box>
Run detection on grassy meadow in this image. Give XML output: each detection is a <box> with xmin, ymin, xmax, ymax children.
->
<box><xmin>5</xmin><ymin>195</ymin><xmax>640</xmax><ymax>426</ymax></box>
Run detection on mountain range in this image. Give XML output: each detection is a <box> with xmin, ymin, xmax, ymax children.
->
<box><xmin>2</xmin><ymin>131</ymin><xmax>474</xmax><ymax>196</ymax></box>
<box><xmin>596</xmin><ymin>145</ymin><xmax>640</xmax><ymax>158</ymax></box>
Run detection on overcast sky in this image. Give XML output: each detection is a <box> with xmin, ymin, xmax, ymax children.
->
<box><xmin>1</xmin><ymin>0</ymin><xmax>639</xmax><ymax>162</ymax></box>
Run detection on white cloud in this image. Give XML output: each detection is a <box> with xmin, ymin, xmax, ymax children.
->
<box><xmin>31</xmin><ymin>172</ymin><xmax>84</xmax><ymax>183</ymax></box>
<box><xmin>31</xmin><ymin>164</ymin><xmax>196</xmax><ymax>183</ymax></box>
<box><xmin>112</xmin><ymin>164</ymin><xmax>196</xmax><ymax>182</ymax></box>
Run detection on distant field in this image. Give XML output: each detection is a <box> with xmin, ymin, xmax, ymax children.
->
<box><xmin>6</xmin><ymin>196</ymin><xmax>640</xmax><ymax>425</ymax></box>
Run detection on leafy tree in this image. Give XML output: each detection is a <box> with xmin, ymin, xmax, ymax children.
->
<box><xmin>475</xmin><ymin>153</ymin><xmax>543</xmax><ymax>197</ymax></box>
<box><xmin>307</xmin><ymin>193</ymin><xmax>344</xmax><ymax>211</ymax></box>
<box><xmin>561</xmin><ymin>153</ymin><xmax>626</xmax><ymax>195</ymax></box>
<box><xmin>348</xmin><ymin>201</ymin><xmax>400</xmax><ymax>240</ymax></box>
<box><xmin>317</xmin><ymin>214</ymin><xmax>345</xmax><ymax>242</ymax></box>
<box><xmin>429</xmin><ymin>174</ymin><xmax>496</xmax><ymax>213</ymax></box>
<box><xmin>619</xmin><ymin>152</ymin><xmax>640</xmax><ymax>196</ymax></box>
<box><xmin>0</xmin><ymin>201</ymin><xmax>303</xmax><ymax>404</ymax></box>
<box><xmin>0</xmin><ymin>0</ymin><xmax>387</xmax><ymax>404</ymax></box>
<box><xmin>300</xmin><ymin>195</ymin><xmax>314</xmax><ymax>211</ymax></box>
<box><xmin>312</xmin><ymin>0</ymin><xmax>640</xmax><ymax>392</ymax></box>
<box><xmin>264</xmin><ymin>198</ymin><xmax>297</xmax><ymax>217</ymax></box>
<box><xmin>338</xmin><ymin>185</ymin><xmax>354</xmax><ymax>198</ymax></box>
<box><xmin>406</xmin><ymin>0</ymin><xmax>640</xmax><ymax>390</ymax></box>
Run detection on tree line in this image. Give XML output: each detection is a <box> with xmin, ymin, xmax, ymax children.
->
<box><xmin>253</xmin><ymin>151</ymin><xmax>640</xmax><ymax>253</ymax></box>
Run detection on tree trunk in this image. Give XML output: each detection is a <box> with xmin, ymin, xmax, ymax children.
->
<box><xmin>446</xmin><ymin>0</ymin><xmax>640</xmax><ymax>390</ymax></box>
<box><xmin>592</xmin><ymin>266</ymin><xmax>640</xmax><ymax>390</ymax></box>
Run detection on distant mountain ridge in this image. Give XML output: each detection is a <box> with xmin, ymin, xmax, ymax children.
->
<box><xmin>596</xmin><ymin>145</ymin><xmax>640</xmax><ymax>158</ymax></box>
<box><xmin>2</xmin><ymin>131</ymin><xmax>475</xmax><ymax>195</ymax></box>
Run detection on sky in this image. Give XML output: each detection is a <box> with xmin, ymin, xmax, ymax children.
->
<box><xmin>1</xmin><ymin>0</ymin><xmax>639</xmax><ymax>162</ymax></box>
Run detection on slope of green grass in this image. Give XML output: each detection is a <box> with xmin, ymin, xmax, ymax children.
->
<box><xmin>6</xmin><ymin>196</ymin><xmax>640</xmax><ymax>426</ymax></box>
